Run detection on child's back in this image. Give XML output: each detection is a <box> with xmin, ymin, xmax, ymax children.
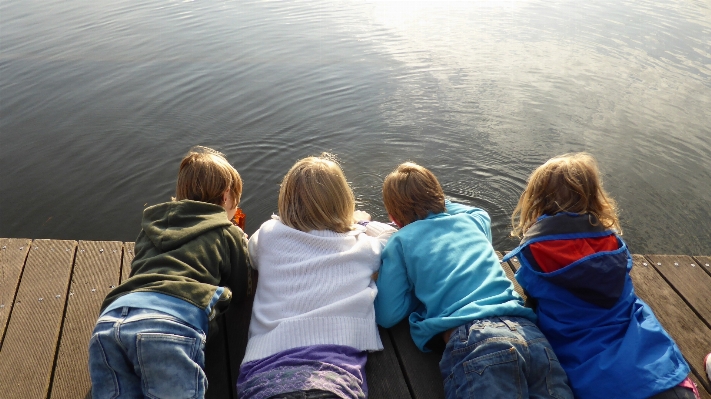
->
<box><xmin>88</xmin><ymin>146</ymin><xmax>250</xmax><ymax>399</ymax></box>
<box><xmin>238</xmin><ymin>153</ymin><xmax>396</xmax><ymax>399</ymax></box>
<box><xmin>375</xmin><ymin>199</ymin><xmax>533</xmax><ymax>349</ymax></box>
<box><xmin>375</xmin><ymin>162</ymin><xmax>573</xmax><ymax>399</ymax></box>
<box><xmin>503</xmin><ymin>153</ymin><xmax>695</xmax><ymax>399</ymax></box>
<box><xmin>101</xmin><ymin>199</ymin><xmax>248</xmax><ymax>322</ymax></box>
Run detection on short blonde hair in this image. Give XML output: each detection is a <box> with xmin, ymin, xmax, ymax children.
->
<box><xmin>511</xmin><ymin>152</ymin><xmax>621</xmax><ymax>237</ymax></box>
<box><xmin>383</xmin><ymin>162</ymin><xmax>445</xmax><ymax>227</ymax></box>
<box><xmin>175</xmin><ymin>146</ymin><xmax>242</xmax><ymax>206</ymax></box>
<box><xmin>278</xmin><ymin>153</ymin><xmax>355</xmax><ymax>233</ymax></box>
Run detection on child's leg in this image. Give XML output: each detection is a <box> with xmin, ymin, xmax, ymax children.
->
<box><xmin>88</xmin><ymin>308</ymin><xmax>143</xmax><ymax>398</ymax></box>
<box><xmin>439</xmin><ymin>316</ymin><xmax>573</xmax><ymax>399</ymax></box>
<box><xmin>515</xmin><ymin>321</ymin><xmax>574</xmax><ymax>399</ymax></box>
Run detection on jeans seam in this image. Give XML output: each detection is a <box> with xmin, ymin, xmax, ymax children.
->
<box><xmin>113</xmin><ymin>317</ymin><xmax>129</xmax><ymax>353</ymax></box>
<box><xmin>90</xmin><ymin>334</ymin><xmax>120</xmax><ymax>399</ymax></box>
<box><xmin>452</xmin><ymin>337</ymin><xmax>527</xmax><ymax>356</ymax></box>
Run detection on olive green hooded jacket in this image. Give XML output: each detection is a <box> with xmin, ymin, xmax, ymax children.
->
<box><xmin>100</xmin><ymin>200</ymin><xmax>250</xmax><ymax>325</ymax></box>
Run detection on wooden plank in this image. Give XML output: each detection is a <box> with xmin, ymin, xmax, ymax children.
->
<box><xmin>0</xmin><ymin>239</ymin><xmax>77</xmax><ymax>399</ymax></box>
<box><xmin>506</xmin><ymin>252</ymin><xmax>521</xmax><ymax>272</ymax></box>
<box><xmin>693</xmin><ymin>255</ymin><xmax>711</xmax><ymax>278</ymax></box>
<box><xmin>204</xmin><ymin>315</ymin><xmax>233</xmax><ymax>399</ymax></box>
<box><xmin>645</xmin><ymin>255</ymin><xmax>711</xmax><ymax>330</ymax></box>
<box><xmin>497</xmin><ymin>251</ymin><xmax>526</xmax><ymax>301</ymax></box>
<box><xmin>121</xmin><ymin>242</ymin><xmax>135</xmax><ymax>283</ymax></box>
<box><xmin>0</xmin><ymin>238</ymin><xmax>31</xmax><ymax>349</ymax></box>
<box><xmin>630</xmin><ymin>254</ymin><xmax>711</xmax><ymax>396</ymax></box>
<box><xmin>49</xmin><ymin>241</ymin><xmax>123</xmax><ymax>399</ymax></box>
<box><xmin>225</xmin><ymin>270</ymin><xmax>256</xmax><ymax>398</ymax></box>
<box><xmin>366</xmin><ymin>327</ymin><xmax>412</xmax><ymax>399</ymax></box>
<box><xmin>389</xmin><ymin>319</ymin><xmax>444</xmax><ymax>399</ymax></box>
<box><xmin>689</xmin><ymin>374</ymin><xmax>711</xmax><ymax>399</ymax></box>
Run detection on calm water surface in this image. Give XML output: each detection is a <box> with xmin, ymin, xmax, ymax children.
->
<box><xmin>1</xmin><ymin>0</ymin><xmax>710</xmax><ymax>254</ymax></box>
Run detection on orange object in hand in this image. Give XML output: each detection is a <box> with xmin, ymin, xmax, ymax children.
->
<box><xmin>232</xmin><ymin>208</ymin><xmax>246</xmax><ymax>230</ymax></box>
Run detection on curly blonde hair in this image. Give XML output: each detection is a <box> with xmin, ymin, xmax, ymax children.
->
<box><xmin>278</xmin><ymin>153</ymin><xmax>355</xmax><ymax>233</ymax></box>
<box><xmin>511</xmin><ymin>152</ymin><xmax>621</xmax><ymax>237</ymax></box>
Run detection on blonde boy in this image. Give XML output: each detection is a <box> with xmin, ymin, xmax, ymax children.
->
<box><xmin>88</xmin><ymin>146</ymin><xmax>250</xmax><ymax>399</ymax></box>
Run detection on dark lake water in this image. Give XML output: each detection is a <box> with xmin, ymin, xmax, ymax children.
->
<box><xmin>1</xmin><ymin>0</ymin><xmax>710</xmax><ymax>255</ymax></box>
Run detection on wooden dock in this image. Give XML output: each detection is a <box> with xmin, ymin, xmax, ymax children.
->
<box><xmin>0</xmin><ymin>237</ymin><xmax>709</xmax><ymax>399</ymax></box>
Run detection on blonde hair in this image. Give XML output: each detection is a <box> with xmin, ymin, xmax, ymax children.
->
<box><xmin>278</xmin><ymin>153</ymin><xmax>355</xmax><ymax>233</ymax></box>
<box><xmin>511</xmin><ymin>152</ymin><xmax>621</xmax><ymax>237</ymax></box>
<box><xmin>383</xmin><ymin>162</ymin><xmax>445</xmax><ymax>227</ymax></box>
<box><xmin>175</xmin><ymin>146</ymin><xmax>242</xmax><ymax>206</ymax></box>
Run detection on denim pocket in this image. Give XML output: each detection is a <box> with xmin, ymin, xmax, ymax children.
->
<box><xmin>463</xmin><ymin>347</ymin><xmax>521</xmax><ymax>398</ymax></box>
<box><xmin>463</xmin><ymin>346</ymin><xmax>518</xmax><ymax>375</ymax></box>
<box><xmin>88</xmin><ymin>334</ymin><xmax>119</xmax><ymax>399</ymax></box>
<box><xmin>138</xmin><ymin>333</ymin><xmax>201</xmax><ymax>399</ymax></box>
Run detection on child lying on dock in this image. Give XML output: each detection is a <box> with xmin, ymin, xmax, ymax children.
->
<box><xmin>502</xmin><ymin>152</ymin><xmax>699</xmax><ymax>399</ymax></box>
<box><xmin>374</xmin><ymin>162</ymin><xmax>573</xmax><ymax>399</ymax></box>
<box><xmin>88</xmin><ymin>146</ymin><xmax>251</xmax><ymax>398</ymax></box>
<box><xmin>237</xmin><ymin>153</ymin><xmax>396</xmax><ymax>399</ymax></box>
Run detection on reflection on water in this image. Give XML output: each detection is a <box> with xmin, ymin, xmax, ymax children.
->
<box><xmin>1</xmin><ymin>0</ymin><xmax>709</xmax><ymax>254</ymax></box>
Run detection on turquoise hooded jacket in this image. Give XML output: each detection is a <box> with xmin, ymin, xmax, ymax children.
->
<box><xmin>374</xmin><ymin>200</ymin><xmax>534</xmax><ymax>351</ymax></box>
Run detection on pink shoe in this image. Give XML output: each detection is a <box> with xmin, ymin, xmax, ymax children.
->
<box><xmin>705</xmin><ymin>352</ymin><xmax>711</xmax><ymax>382</ymax></box>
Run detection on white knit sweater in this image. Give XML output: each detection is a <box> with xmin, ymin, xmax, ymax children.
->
<box><xmin>242</xmin><ymin>216</ymin><xmax>396</xmax><ymax>363</ymax></box>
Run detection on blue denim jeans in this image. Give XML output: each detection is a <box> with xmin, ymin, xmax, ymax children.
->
<box><xmin>440</xmin><ymin>316</ymin><xmax>574</xmax><ymax>399</ymax></box>
<box><xmin>88</xmin><ymin>307</ymin><xmax>208</xmax><ymax>399</ymax></box>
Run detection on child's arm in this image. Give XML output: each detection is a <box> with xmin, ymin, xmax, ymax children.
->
<box><xmin>247</xmin><ymin>228</ymin><xmax>261</xmax><ymax>271</ymax></box>
<box><xmin>374</xmin><ymin>239</ymin><xmax>417</xmax><ymax>328</ymax></box>
<box><xmin>354</xmin><ymin>210</ymin><xmax>397</xmax><ymax>246</ymax></box>
<box><xmin>364</xmin><ymin>221</ymin><xmax>397</xmax><ymax>246</ymax></box>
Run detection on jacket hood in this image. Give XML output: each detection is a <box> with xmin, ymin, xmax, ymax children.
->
<box><xmin>504</xmin><ymin>213</ymin><xmax>627</xmax><ymax>309</ymax></box>
<box><xmin>141</xmin><ymin>200</ymin><xmax>232</xmax><ymax>251</ymax></box>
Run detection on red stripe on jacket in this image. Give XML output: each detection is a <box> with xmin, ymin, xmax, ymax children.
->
<box><xmin>529</xmin><ymin>235</ymin><xmax>619</xmax><ymax>273</ymax></box>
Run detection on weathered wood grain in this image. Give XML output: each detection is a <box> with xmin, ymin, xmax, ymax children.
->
<box><xmin>3</xmin><ymin>237</ymin><xmax>711</xmax><ymax>399</ymax></box>
<box><xmin>366</xmin><ymin>327</ymin><xmax>412</xmax><ymax>399</ymax></box>
<box><xmin>497</xmin><ymin>251</ymin><xmax>526</xmax><ymax>301</ymax></box>
<box><xmin>645</xmin><ymin>255</ymin><xmax>711</xmax><ymax>330</ymax></box>
<box><xmin>121</xmin><ymin>242</ymin><xmax>135</xmax><ymax>283</ymax></box>
<box><xmin>0</xmin><ymin>239</ymin><xmax>77</xmax><ymax>399</ymax></box>
<box><xmin>50</xmin><ymin>241</ymin><xmax>123</xmax><ymax>399</ymax></box>
<box><xmin>389</xmin><ymin>319</ymin><xmax>445</xmax><ymax>399</ymax></box>
<box><xmin>693</xmin><ymin>255</ymin><xmax>711</xmax><ymax>278</ymax></box>
<box><xmin>0</xmin><ymin>238</ymin><xmax>31</xmax><ymax>349</ymax></box>
<box><xmin>631</xmin><ymin>255</ymin><xmax>711</xmax><ymax>395</ymax></box>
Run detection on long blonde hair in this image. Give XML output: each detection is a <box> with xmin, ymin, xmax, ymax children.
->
<box><xmin>511</xmin><ymin>152</ymin><xmax>621</xmax><ymax>236</ymax></box>
<box><xmin>278</xmin><ymin>153</ymin><xmax>355</xmax><ymax>233</ymax></box>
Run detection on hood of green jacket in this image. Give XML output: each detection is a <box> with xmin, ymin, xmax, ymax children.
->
<box><xmin>142</xmin><ymin>200</ymin><xmax>232</xmax><ymax>251</ymax></box>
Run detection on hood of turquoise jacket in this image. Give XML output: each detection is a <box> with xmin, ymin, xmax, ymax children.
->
<box><xmin>142</xmin><ymin>200</ymin><xmax>232</xmax><ymax>252</ymax></box>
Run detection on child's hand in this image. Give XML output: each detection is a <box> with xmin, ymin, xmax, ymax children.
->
<box><xmin>353</xmin><ymin>210</ymin><xmax>371</xmax><ymax>223</ymax></box>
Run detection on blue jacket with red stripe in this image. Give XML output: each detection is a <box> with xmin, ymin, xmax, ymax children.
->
<box><xmin>502</xmin><ymin>213</ymin><xmax>689</xmax><ymax>399</ymax></box>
